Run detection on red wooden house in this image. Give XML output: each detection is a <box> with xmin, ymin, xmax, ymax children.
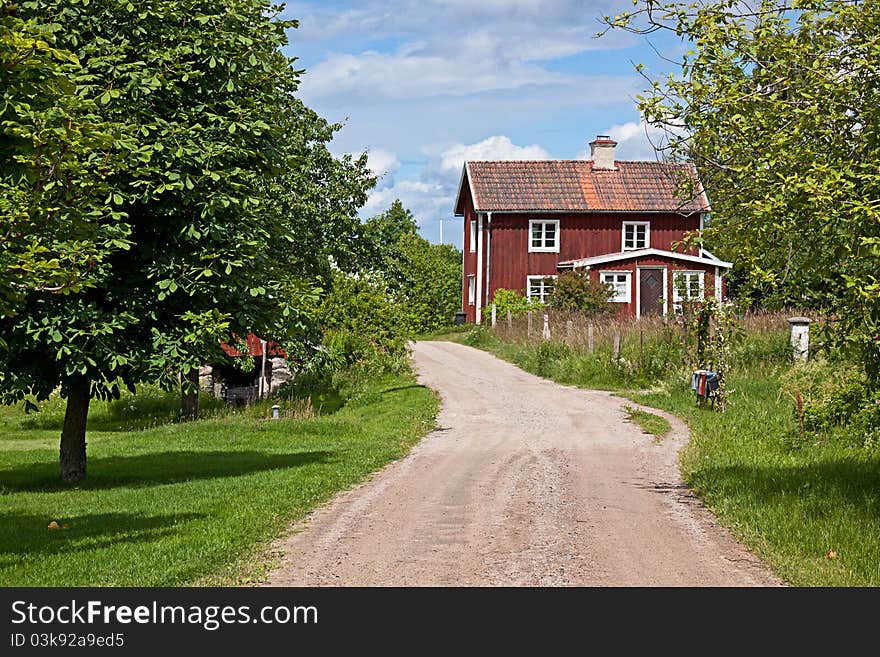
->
<box><xmin>455</xmin><ymin>135</ymin><xmax>731</xmax><ymax>322</ymax></box>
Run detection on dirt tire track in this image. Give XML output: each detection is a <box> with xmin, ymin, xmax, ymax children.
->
<box><xmin>264</xmin><ymin>341</ymin><xmax>781</xmax><ymax>586</ymax></box>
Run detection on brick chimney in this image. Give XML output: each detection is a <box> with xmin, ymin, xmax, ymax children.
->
<box><xmin>589</xmin><ymin>135</ymin><xmax>618</xmax><ymax>170</ymax></box>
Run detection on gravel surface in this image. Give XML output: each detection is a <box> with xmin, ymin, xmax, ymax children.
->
<box><xmin>264</xmin><ymin>340</ymin><xmax>781</xmax><ymax>586</ymax></box>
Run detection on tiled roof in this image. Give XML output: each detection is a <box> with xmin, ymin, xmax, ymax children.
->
<box><xmin>461</xmin><ymin>160</ymin><xmax>709</xmax><ymax>213</ymax></box>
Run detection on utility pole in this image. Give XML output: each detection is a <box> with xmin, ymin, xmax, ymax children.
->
<box><xmin>439</xmin><ymin>218</ymin><xmax>443</xmax><ymax>244</ymax></box>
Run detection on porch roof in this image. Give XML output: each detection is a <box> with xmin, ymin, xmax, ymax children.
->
<box><xmin>558</xmin><ymin>248</ymin><xmax>733</xmax><ymax>270</ymax></box>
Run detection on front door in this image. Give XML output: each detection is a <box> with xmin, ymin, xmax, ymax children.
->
<box><xmin>639</xmin><ymin>268</ymin><xmax>664</xmax><ymax>317</ymax></box>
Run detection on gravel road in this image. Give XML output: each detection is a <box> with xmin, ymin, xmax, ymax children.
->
<box><xmin>264</xmin><ymin>340</ymin><xmax>780</xmax><ymax>586</ymax></box>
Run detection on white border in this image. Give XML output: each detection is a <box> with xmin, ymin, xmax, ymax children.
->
<box><xmin>528</xmin><ymin>219</ymin><xmax>561</xmax><ymax>253</ymax></box>
<box><xmin>599</xmin><ymin>270</ymin><xmax>632</xmax><ymax>303</ymax></box>
<box><xmin>635</xmin><ymin>266</ymin><xmax>668</xmax><ymax>319</ymax></box>
<box><xmin>622</xmin><ymin>221</ymin><xmax>651</xmax><ymax>251</ymax></box>
<box><xmin>526</xmin><ymin>274</ymin><xmax>558</xmax><ymax>303</ymax></box>
<box><xmin>562</xmin><ymin>248</ymin><xmax>732</xmax><ymax>270</ymax></box>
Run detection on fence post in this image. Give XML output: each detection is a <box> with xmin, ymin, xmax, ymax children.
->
<box><xmin>566</xmin><ymin>320</ymin><xmax>573</xmax><ymax>343</ymax></box>
<box><xmin>542</xmin><ymin>314</ymin><xmax>551</xmax><ymax>340</ymax></box>
<box><xmin>527</xmin><ymin>311</ymin><xmax>533</xmax><ymax>338</ymax></box>
<box><xmin>491</xmin><ymin>303</ymin><xmax>497</xmax><ymax>328</ymax></box>
<box><xmin>613</xmin><ymin>330</ymin><xmax>621</xmax><ymax>361</ymax></box>
<box><xmin>588</xmin><ymin>323</ymin><xmax>594</xmax><ymax>353</ymax></box>
<box><xmin>507</xmin><ymin>309</ymin><xmax>512</xmax><ymax>330</ymax></box>
<box><xmin>788</xmin><ymin>317</ymin><xmax>812</xmax><ymax>362</ymax></box>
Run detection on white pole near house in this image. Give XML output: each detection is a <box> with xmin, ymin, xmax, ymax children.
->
<box><xmin>507</xmin><ymin>310</ymin><xmax>512</xmax><ymax>330</ymax></box>
<box><xmin>543</xmin><ymin>314</ymin><xmax>551</xmax><ymax>340</ymax></box>
<box><xmin>527</xmin><ymin>311</ymin><xmax>533</xmax><ymax>338</ymax></box>
<box><xmin>788</xmin><ymin>317</ymin><xmax>812</xmax><ymax>362</ymax></box>
<box><xmin>260</xmin><ymin>339</ymin><xmax>268</xmax><ymax>398</ymax></box>
<box><xmin>566</xmin><ymin>320</ymin><xmax>573</xmax><ymax>343</ymax></box>
<box><xmin>491</xmin><ymin>303</ymin><xmax>497</xmax><ymax>328</ymax></box>
<box><xmin>588</xmin><ymin>323</ymin><xmax>594</xmax><ymax>353</ymax></box>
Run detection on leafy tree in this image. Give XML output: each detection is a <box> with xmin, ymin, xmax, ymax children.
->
<box><xmin>385</xmin><ymin>232</ymin><xmax>462</xmax><ymax>334</ymax></box>
<box><xmin>606</xmin><ymin>0</ymin><xmax>880</xmax><ymax>381</ymax></box>
<box><xmin>0</xmin><ymin>0</ymin><xmax>373</xmax><ymax>481</ymax></box>
<box><xmin>547</xmin><ymin>271</ymin><xmax>614</xmax><ymax>316</ymax></box>
<box><xmin>361</xmin><ymin>199</ymin><xmax>418</xmax><ymax>259</ymax></box>
<box><xmin>0</xmin><ymin>6</ymin><xmax>131</xmax><ymax>318</ymax></box>
<box><xmin>360</xmin><ymin>199</ymin><xmax>462</xmax><ymax>334</ymax></box>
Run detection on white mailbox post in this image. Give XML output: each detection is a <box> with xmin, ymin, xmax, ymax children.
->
<box><xmin>788</xmin><ymin>317</ymin><xmax>812</xmax><ymax>362</ymax></box>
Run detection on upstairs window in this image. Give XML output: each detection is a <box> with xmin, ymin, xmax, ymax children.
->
<box><xmin>527</xmin><ymin>275</ymin><xmax>556</xmax><ymax>303</ymax></box>
<box><xmin>529</xmin><ymin>219</ymin><xmax>560</xmax><ymax>253</ymax></box>
<box><xmin>672</xmin><ymin>271</ymin><xmax>704</xmax><ymax>310</ymax></box>
<box><xmin>622</xmin><ymin>221</ymin><xmax>650</xmax><ymax>251</ymax></box>
<box><xmin>469</xmin><ymin>219</ymin><xmax>477</xmax><ymax>253</ymax></box>
<box><xmin>600</xmin><ymin>272</ymin><xmax>631</xmax><ymax>303</ymax></box>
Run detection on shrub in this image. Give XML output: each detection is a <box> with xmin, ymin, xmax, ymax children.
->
<box><xmin>489</xmin><ymin>288</ymin><xmax>543</xmax><ymax>319</ymax></box>
<box><xmin>783</xmin><ymin>359</ymin><xmax>880</xmax><ymax>444</ymax></box>
<box><xmin>547</xmin><ymin>271</ymin><xmax>614</xmax><ymax>316</ymax></box>
<box><xmin>318</xmin><ymin>270</ymin><xmax>407</xmax><ymax>367</ymax></box>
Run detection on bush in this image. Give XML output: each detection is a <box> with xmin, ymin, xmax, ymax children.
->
<box><xmin>783</xmin><ymin>359</ymin><xmax>880</xmax><ymax>445</ymax></box>
<box><xmin>318</xmin><ymin>270</ymin><xmax>407</xmax><ymax>368</ymax></box>
<box><xmin>489</xmin><ymin>288</ymin><xmax>543</xmax><ymax>319</ymax></box>
<box><xmin>547</xmin><ymin>271</ymin><xmax>614</xmax><ymax>316</ymax></box>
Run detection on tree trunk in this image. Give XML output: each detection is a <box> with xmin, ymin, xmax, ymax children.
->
<box><xmin>60</xmin><ymin>376</ymin><xmax>91</xmax><ymax>483</ymax></box>
<box><xmin>181</xmin><ymin>367</ymin><xmax>199</xmax><ymax>420</ymax></box>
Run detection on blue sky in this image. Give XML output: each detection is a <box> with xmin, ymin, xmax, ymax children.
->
<box><xmin>279</xmin><ymin>0</ymin><xmax>684</xmax><ymax>249</ymax></box>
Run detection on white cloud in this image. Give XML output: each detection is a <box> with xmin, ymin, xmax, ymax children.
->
<box><xmin>300</xmin><ymin>44</ymin><xmax>569</xmax><ymax>101</ymax></box>
<box><xmin>359</xmin><ymin>134</ymin><xmax>553</xmax><ymax>248</ymax></box>
<box><xmin>603</xmin><ymin>120</ymin><xmax>684</xmax><ymax>160</ymax></box>
<box><xmin>362</xmin><ymin>180</ymin><xmax>446</xmax><ymax>218</ymax></box>
<box><xmin>365</xmin><ymin>148</ymin><xmax>401</xmax><ymax>181</ymax></box>
<box><xmin>440</xmin><ymin>135</ymin><xmax>551</xmax><ymax>172</ymax></box>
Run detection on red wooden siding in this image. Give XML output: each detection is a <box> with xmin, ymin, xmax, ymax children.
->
<box><xmin>459</xmin><ymin>189</ymin><xmax>479</xmax><ymax>322</ymax></box>
<box><xmin>486</xmin><ymin>212</ymin><xmax>701</xmax><ymax>298</ymax></box>
<box><xmin>584</xmin><ymin>255</ymin><xmax>721</xmax><ymax>318</ymax></box>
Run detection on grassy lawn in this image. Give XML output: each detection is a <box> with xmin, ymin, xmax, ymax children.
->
<box><xmin>630</xmin><ymin>371</ymin><xmax>880</xmax><ymax>586</ymax></box>
<box><xmin>434</xmin><ymin>324</ymin><xmax>880</xmax><ymax>586</ymax></box>
<box><xmin>0</xmin><ymin>373</ymin><xmax>437</xmax><ymax>586</ymax></box>
<box><xmin>622</xmin><ymin>406</ymin><xmax>671</xmax><ymax>441</ymax></box>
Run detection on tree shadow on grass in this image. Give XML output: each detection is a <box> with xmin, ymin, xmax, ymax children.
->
<box><xmin>689</xmin><ymin>459</ymin><xmax>880</xmax><ymax>520</ymax></box>
<box><xmin>379</xmin><ymin>384</ymin><xmax>427</xmax><ymax>396</ymax></box>
<box><xmin>0</xmin><ymin>511</ymin><xmax>206</xmax><ymax>568</ymax></box>
<box><xmin>0</xmin><ymin>449</ymin><xmax>336</xmax><ymax>493</ymax></box>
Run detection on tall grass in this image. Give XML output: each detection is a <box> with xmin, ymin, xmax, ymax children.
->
<box><xmin>462</xmin><ymin>309</ymin><xmax>795</xmax><ymax>390</ymax></box>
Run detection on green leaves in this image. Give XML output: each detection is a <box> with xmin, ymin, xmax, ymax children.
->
<box><xmin>609</xmin><ymin>0</ymin><xmax>880</xmax><ymax>381</ymax></box>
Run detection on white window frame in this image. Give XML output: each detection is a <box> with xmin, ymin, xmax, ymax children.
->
<box><xmin>528</xmin><ymin>219</ymin><xmax>560</xmax><ymax>253</ymax></box>
<box><xmin>469</xmin><ymin>218</ymin><xmax>477</xmax><ymax>253</ymax></box>
<box><xmin>672</xmin><ymin>270</ymin><xmax>705</xmax><ymax>310</ymax></box>
<box><xmin>622</xmin><ymin>221</ymin><xmax>650</xmax><ymax>251</ymax></box>
<box><xmin>600</xmin><ymin>271</ymin><xmax>632</xmax><ymax>304</ymax></box>
<box><xmin>467</xmin><ymin>274</ymin><xmax>476</xmax><ymax>306</ymax></box>
<box><xmin>526</xmin><ymin>275</ymin><xmax>557</xmax><ymax>303</ymax></box>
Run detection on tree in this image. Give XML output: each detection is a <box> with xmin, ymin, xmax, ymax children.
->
<box><xmin>361</xmin><ymin>200</ymin><xmax>462</xmax><ymax>334</ymax></box>
<box><xmin>386</xmin><ymin>232</ymin><xmax>462</xmax><ymax>334</ymax></box>
<box><xmin>606</xmin><ymin>0</ymin><xmax>880</xmax><ymax>380</ymax></box>
<box><xmin>0</xmin><ymin>0</ymin><xmax>374</xmax><ymax>481</ymax></box>
<box><xmin>361</xmin><ymin>199</ymin><xmax>418</xmax><ymax>259</ymax></box>
<box><xmin>0</xmin><ymin>6</ymin><xmax>131</xmax><ymax>319</ymax></box>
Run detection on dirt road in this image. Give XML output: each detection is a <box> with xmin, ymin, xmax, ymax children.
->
<box><xmin>264</xmin><ymin>341</ymin><xmax>780</xmax><ymax>586</ymax></box>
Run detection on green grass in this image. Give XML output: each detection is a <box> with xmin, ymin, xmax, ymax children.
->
<box><xmin>622</xmin><ymin>406</ymin><xmax>671</xmax><ymax>441</ymax></box>
<box><xmin>438</xmin><ymin>324</ymin><xmax>880</xmax><ymax>586</ymax></box>
<box><xmin>0</xmin><ymin>373</ymin><xmax>437</xmax><ymax>586</ymax></box>
<box><xmin>629</xmin><ymin>371</ymin><xmax>880</xmax><ymax>586</ymax></box>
